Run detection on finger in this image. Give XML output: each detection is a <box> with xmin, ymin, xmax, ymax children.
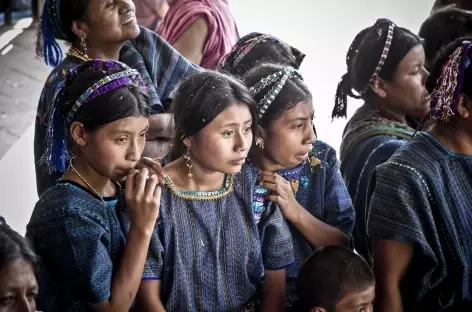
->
<box><xmin>136</xmin><ymin>157</ymin><xmax>168</xmax><ymax>180</ymax></box>
<box><xmin>135</xmin><ymin>168</ymin><xmax>149</xmax><ymax>198</ymax></box>
<box><xmin>259</xmin><ymin>182</ymin><xmax>280</xmax><ymax>194</ymax></box>
<box><xmin>125</xmin><ymin>170</ymin><xmax>139</xmax><ymax>199</ymax></box>
<box><xmin>267</xmin><ymin>194</ymin><xmax>283</xmax><ymax>205</ymax></box>
<box><xmin>144</xmin><ymin>174</ymin><xmax>159</xmax><ymax>198</ymax></box>
<box><xmin>153</xmin><ymin>185</ymin><xmax>162</xmax><ymax>199</ymax></box>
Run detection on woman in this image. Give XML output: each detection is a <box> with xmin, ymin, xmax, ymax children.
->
<box><xmin>368</xmin><ymin>38</ymin><xmax>472</xmax><ymax>311</ymax></box>
<box><xmin>35</xmin><ymin>0</ymin><xmax>199</xmax><ymax>196</ymax></box>
<box><xmin>0</xmin><ymin>222</ymin><xmax>38</xmax><ymax>312</ymax></box>
<box><xmin>243</xmin><ymin>63</ymin><xmax>355</xmax><ymax>309</ymax></box>
<box><xmin>122</xmin><ymin>71</ymin><xmax>293</xmax><ymax>311</ymax></box>
<box><xmin>157</xmin><ymin>0</ymin><xmax>239</xmax><ymax>68</ymax></box>
<box><xmin>27</xmin><ymin>60</ymin><xmax>161</xmax><ymax>312</ymax></box>
<box><xmin>218</xmin><ymin>32</ymin><xmax>305</xmax><ymax>76</ymax></box>
<box><xmin>332</xmin><ymin>18</ymin><xmax>430</xmax><ymax>264</ymax></box>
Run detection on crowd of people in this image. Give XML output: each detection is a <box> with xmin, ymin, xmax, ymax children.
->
<box><xmin>2</xmin><ymin>0</ymin><xmax>472</xmax><ymax>311</ymax></box>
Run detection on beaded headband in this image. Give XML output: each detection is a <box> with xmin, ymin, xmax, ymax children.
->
<box><xmin>360</xmin><ymin>22</ymin><xmax>396</xmax><ymax>94</ymax></box>
<box><xmin>250</xmin><ymin>67</ymin><xmax>302</xmax><ymax>118</ymax></box>
<box><xmin>66</xmin><ymin>69</ymin><xmax>141</xmax><ymax>123</ymax></box>
<box><xmin>430</xmin><ymin>41</ymin><xmax>472</xmax><ymax>121</ymax></box>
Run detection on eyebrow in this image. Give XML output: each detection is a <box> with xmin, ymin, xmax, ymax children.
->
<box><xmin>111</xmin><ymin>125</ymin><xmax>149</xmax><ymax>135</ymax></box>
<box><xmin>220</xmin><ymin>119</ymin><xmax>253</xmax><ymax>128</ymax></box>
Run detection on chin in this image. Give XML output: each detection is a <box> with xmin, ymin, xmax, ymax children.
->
<box><xmin>222</xmin><ymin>165</ymin><xmax>244</xmax><ymax>175</ymax></box>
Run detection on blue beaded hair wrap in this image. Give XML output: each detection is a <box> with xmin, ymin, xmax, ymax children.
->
<box><xmin>41</xmin><ymin>60</ymin><xmax>145</xmax><ymax>173</ymax></box>
<box><xmin>430</xmin><ymin>41</ymin><xmax>472</xmax><ymax>122</ymax></box>
<box><xmin>249</xmin><ymin>66</ymin><xmax>302</xmax><ymax>118</ymax></box>
<box><xmin>36</xmin><ymin>0</ymin><xmax>69</xmax><ymax>66</ymax></box>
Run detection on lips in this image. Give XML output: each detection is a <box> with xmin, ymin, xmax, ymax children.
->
<box><xmin>231</xmin><ymin>157</ymin><xmax>246</xmax><ymax>165</ymax></box>
<box><xmin>122</xmin><ymin>15</ymin><xmax>135</xmax><ymax>26</ymax></box>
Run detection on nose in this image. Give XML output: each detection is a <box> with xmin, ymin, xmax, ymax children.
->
<box><xmin>234</xmin><ymin>131</ymin><xmax>252</xmax><ymax>152</ymax></box>
<box><xmin>127</xmin><ymin>139</ymin><xmax>142</xmax><ymax>162</ymax></box>
<box><xmin>15</xmin><ymin>296</ymin><xmax>34</xmax><ymax>312</ymax></box>
<box><xmin>119</xmin><ymin>0</ymin><xmax>134</xmax><ymax>14</ymax></box>
<box><xmin>303</xmin><ymin>123</ymin><xmax>316</xmax><ymax>145</ymax></box>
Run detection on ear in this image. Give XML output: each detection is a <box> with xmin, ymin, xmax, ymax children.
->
<box><xmin>183</xmin><ymin>137</ymin><xmax>192</xmax><ymax>149</ymax></box>
<box><xmin>257</xmin><ymin>125</ymin><xmax>268</xmax><ymax>141</ymax></box>
<box><xmin>70</xmin><ymin>121</ymin><xmax>88</xmax><ymax>147</ymax></box>
<box><xmin>371</xmin><ymin>77</ymin><xmax>387</xmax><ymax>98</ymax></box>
<box><xmin>457</xmin><ymin>95</ymin><xmax>471</xmax><ymax>119</ymax></box>
<box><xmin>311</xmin><ymin>307</ymin><xmax>327</xmax><ymax>312</ymax></box>
<box><xmin>71</xmin><ymin>20</ymin><xmax>88</xmax><ymax>40</ymax></box>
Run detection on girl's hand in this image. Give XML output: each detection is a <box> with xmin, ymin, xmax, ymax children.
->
<box><xmin>258</xmin><ymin>171</ymin><xmax>302</xmax><ymax>223</ymax></box>
<box><xmin>135</xmin><ymin>157</ymin><xmax>167</xmax><ymax>186</ymax></box>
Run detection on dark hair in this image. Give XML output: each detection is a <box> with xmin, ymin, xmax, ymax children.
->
<box><xmin>333</xmin><ymin>19</ymin><xmax>422</xmax><ymax>118</ymax></box>
<box><xmin>297</xmin><ymin>246</ymin><xmax>375</xmax><ymax>312</ymax></box>
<box><xmin>420</xmin><ymin>7</ymin><xmax>472</xmax><ymax>69</ymax></box>
<box><xmin>57</xmin><ymin>61</ymin><xmax>150</xmax><ymax>133</ymax></box>
<box><xmin>219</xmin><ymin>32</ymin><xmax>305</xmax><ymax>76</ymax></box>
<box><xmin>432</xmin><ymin>0</ymin><xmax>472</xmax><ymax>12</ymax></box>
<box><xmin>59</xmin><ymin>0</ymin><xmax>89</xmax><ymax>43</ymax></box>
<box><xmin>0</xmin><ymin>223</ymin><xmax>38</xmax><ymax>271</ymax></box>
<box><xmin>170</xmin><ymin>70</ymin><xmax>257</xmax><ymax>158</ymax></box>
<box><xmin>242</xmin><ymin>63</ymin><xmax>312</xmax><ymax>128</ymax></box>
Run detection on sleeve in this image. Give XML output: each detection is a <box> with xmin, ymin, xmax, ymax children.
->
<box><xmin>323</xmin><ymin>148</ymin><xmax>356</xmax><ymax>236</ymax></box>
<box><xmin>116</xmin><ymin>197</ymin><xmax>164</xmax><ymax>280</ymax></box>
<box><xmin>32</xmin><ymin>209</ymin><xmax>114</xmax><ymax>304</ymax></box>
<box><xmin>258</xmin><ymin>202</ymin><xmax>295</xmax><ymax>270</ymax></box>
<box><xmin>367</xmin><ymin>161</ymin><xmax>436</xmax><ymax>259</ymax></box>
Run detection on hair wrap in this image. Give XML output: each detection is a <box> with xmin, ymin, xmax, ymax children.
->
<box><xmin>430</xmin><ymin>41</ymin><xmax>472</xmax><ymax>121</ymax></box>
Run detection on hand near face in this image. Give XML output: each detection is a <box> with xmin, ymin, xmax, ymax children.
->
<box><xmin>258</xmin><ymin>171</ymin><xmax>301</xmax><ymax>222</ymax></box>
<box><xmin>135</xmin><ymin>157</ymin><xmax>168</xmax><ymax>185</ymax></box>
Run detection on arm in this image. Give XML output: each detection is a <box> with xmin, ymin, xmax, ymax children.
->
<box><xmin>136</xmin><ymin>280</ymin><xmax>167</xmax><ymax>312</ymax></box>
<box><xmin>372</xmin><ymin>239</ymin><xmax>414</xmax><ymax>312</ymax></box>
<box><xmin>260</xmin><ymin>269</ymin><xmax>286</xmax><ymax>312</ymax></box>
<box><xmin>172</xmin><ymin>17</ymin><xmax>209</xmax><ymax>65</ymax></box>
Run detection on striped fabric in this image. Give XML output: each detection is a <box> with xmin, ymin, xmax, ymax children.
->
<box><xmin>251</xmin><ymin>140</ymin><xmax>355</xmax><ymax>307</ymax></box>
<box><xmin>118</xmin><ymin>165</ymin><xmax>294</xmax><ymax>311</ymax></box>
<box><xmin>368</xmin><ymin>132</ymin><xmax>472</xmax><ymax>311</ymax></box>
<box><xmin>34</xmin><ymin>26</ymin><xmax>200</xmax><ymax>197</ymax></box>
<box><xmin>26</xmin><ymin>181</ymin><xmax>125</xmax><ymax>312</ymax></box>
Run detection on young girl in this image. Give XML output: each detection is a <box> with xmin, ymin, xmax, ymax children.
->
<box><xmin>27</xmin><ymin>60</ymin><xmax>161</xmax><ymax>312</ymax></box>
<box><xmin>121</xmin><ymin>70</ymin><xmax>294</xmax><ymax>311</ymax></box>
<box><xmin>242</xmin><ymin>63</ymin><xmax>356</xmax><ymax>309</ymax></box>
<box><xmin>0</xmin><ymin>223</ymin><xmax>39</xmax><ymax>312</ymax></box>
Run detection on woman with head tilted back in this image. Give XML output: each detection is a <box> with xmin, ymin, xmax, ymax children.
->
<box><xmin>27</xmin><ymin>60</ymin><xmax>161</xmax><ymax>312</ymax></box>
<box><xmin>35</xmin><ymin>0</ymin><xmax>199</xmax><ymax>197</ymax></box>
<box><xmin>368</xmin><ymin>38</ymin><xmax>472</xmax><ymax>311</ymax></box>
<box><xmin>333</xmin><ymin>18</ymin><xmax>430</xmax><ymax>265</ymax></box>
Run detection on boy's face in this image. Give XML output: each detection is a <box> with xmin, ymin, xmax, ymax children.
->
<box><xmin>333</xmin><ymin>285</ymin><xmax>375</xmax><ymax>312</ymax></box>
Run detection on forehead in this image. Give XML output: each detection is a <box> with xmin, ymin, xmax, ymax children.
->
<box><xmin>335</xmin><ymin>286</ymin><xmax>375</xmax><ymax>311</ymax></box>
<box><xmin>396</xmin><ymin>44</ymin><xmax>425</xmax><ymax>70</ymax></box>
<box><xmin>274</xmin><ymin>101</ymin><xmax>313</xmax><ymax>122</ymax></box>
<box><xmin>206</xmin><ymin>102</ymin><xmax>252</xmax><ymax>126</ymax></box>
<box><xmin>0</xmin><ymin>258</ymin><xmax>37</xmax><ymax>291</ymax></box>
<box><xmin>101</xmin><ymin>116</ymin><xmax>149</xmax><ymax>132</ymax></box>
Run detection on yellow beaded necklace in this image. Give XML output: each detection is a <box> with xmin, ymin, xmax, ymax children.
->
<box><xmin>66</xmin><ymin>47</ymin><xmax>90</xmax><ymax>62</ymax></box>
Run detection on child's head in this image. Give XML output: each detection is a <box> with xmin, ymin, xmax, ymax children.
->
<box><xmin>218</xmin><ymin>32</ymin><xmax>305</xmax><ymax>76</ymax></box>
<box><xmin>0</xmin><ymin>224</ymin><xmax>38</xmax><ymax>312</ymax></box>
<box><xmin>419</xmin><ymin>7</ymin><xmax>472</xmax><ymax>69</ymax></box>
<box><xmin>43</xmin><ymin>59</ymin><xmax>150</xmax><ymax>182</ymax></box>
<box><xmin>297</xmin><ymin>246</ymin><xmax>375</xmax><ymax>312</ymax></box>
<box><xmin>333</xmin><ymin>18</ymin><xmax>429</xmax><ymax>120</ymax></box>
<box><xmin>170</xmin><ymin>70</ymin><xmax>257</xmax><ymax>174</ymax></box>
<box><xmin>242</xmin><ymin>63</ymin><xmax>315</xmax><ymax>170</ymax></box>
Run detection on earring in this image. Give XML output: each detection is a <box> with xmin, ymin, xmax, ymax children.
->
<box><xmin>255</xmin><ymin>137</ymin><xmax>264</xmax><ymax>150</ymax></box>
<box><xmin>184</xmin><ymin>148</ymin><xmax>193</xmax><ymax>178</ymax></box>
<box><xmin>80</xmin><ymin>37</ymin><xmax>88</xmax><ymax>56</ymax></box>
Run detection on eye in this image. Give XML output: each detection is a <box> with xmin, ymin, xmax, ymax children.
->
<box><xmin>117</xmin><ymin>137</ymin><xmax>128</xmax><ymax>143</ymax></box>
<box><xmin>139</xmin><ymin>132</ymin><xmax>147</xmax><ymax>139</ymax></box>
<box><xmin>223</xmin><ymin>131</ymin><xmax>234</xmax><ymax>137</ymax></box>
<box><xmin>242</xmin><ymin>126</ymin><xmax>252</xmax><ymax>133</ymax></box>
<box><xmin>293</xmin><ymin>123</ymin><xmax>303</xmax><ymax>129</ymax></box>
<box><xmin>106</xmin><ymin>0</ymin><xmax>116</xmax><ymax>8</ymax></box>
<box><xmin>0</xmin><ymin>296</ymin><xmax>14</xmax><ymax>306</ymax></box>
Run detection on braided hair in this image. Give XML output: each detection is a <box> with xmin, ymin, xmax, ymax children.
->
<box><xmin>332</xmin><ymin>18</ymin><xmax>422</xmax><ymax>119</ymax></box>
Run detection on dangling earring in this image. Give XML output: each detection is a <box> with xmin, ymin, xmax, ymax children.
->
<box><xmin>184</xmin><ymin>148</ymin><xmax>193</xmax><ymax>178</ymax></box>
<box><xmin>80</xmin><ymin>37</ymin><xmax>88</xmax><ymax>57</ymax></box>
<box><xmin>255</xmin><ymin>137</ymin><xmax>264</xmax><ymax>150</ymax></box>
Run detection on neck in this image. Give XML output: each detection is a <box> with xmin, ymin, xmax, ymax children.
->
<box><xmin>253</xmin><ymin>149</ymin><xmax>299</xmax><ymax>172</ymax></box>
<box><xmin>430</xmin><ymin>121</ymin><xmax>472</xmax><ymax>156</ymax></box>
<box><xmin>364</xmin><ymin>99</ymin><xmax>407</xmax><ymax>124</ymax></box>
<box><xmin>167</xmin><ymin>157</ymin><xmax>226</xmax><ymax>192</ymax></box>
<box><xmin>62</xmin><ymin>156</ymin><xmax>117</xmax><ymax>197</ymax></box>
<box><xmin>77</xmin><ymin>41</ymin><xmax>123</xmax><ymax>60</ymax></box>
